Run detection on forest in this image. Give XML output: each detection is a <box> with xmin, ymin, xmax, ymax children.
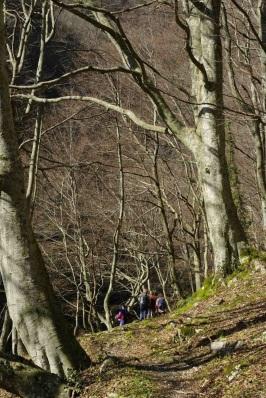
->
<box><xmin>0</xmin><ymin>0</ymin><xmax>265</xmax><ymax>397</ymax></box>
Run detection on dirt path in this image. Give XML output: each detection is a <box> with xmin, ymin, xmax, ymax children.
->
<box><xmin>0</xmin><ymin>270</ymin><xmax>265</xmax><ymax>398</ymax></box>
<box><xmin>81</xmin><ymin>271</ymin><xmax>266</xmax><ymax>398</ymax></box>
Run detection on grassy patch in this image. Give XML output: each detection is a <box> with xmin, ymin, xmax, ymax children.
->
<box><xmin>175</xmin><ymin>277</ymin><xmax>219</xmax><ymax>316</ymax></box>
<box><xmin>226</xmin><ymin>266</ymin><xmax>251</xmax><ymax>284</ymax></box>
<box><xmin>223</xmin><ymin>358</ymin><xmax>249</xmax><ymax>377</ymax></box>
<box><xmin>239</xmin><ymin>247</ymin><xmax>266</xmax><ymax>267</ymax></box>
<box><xmin>115</xmin><ymin>371</ymin><xmax>155</xmax><ymax>398</ymax></box>
<box><xmin>246</xmin><ymin>248</ymin><xmax>266</xmax><ymax>261</ymax></box>
<box><xmin>80</xmin><ymin>268</ymin><xmax>266</xmax><ymax>398</ymax></box>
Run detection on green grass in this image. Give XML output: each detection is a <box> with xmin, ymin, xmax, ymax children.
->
<box><xmin>175</xmin><ymin>277</ymin><xmax>219</xmax><ymax>316</ymax></box>
<box><xmin>239</xmin><ymin>247</ymin><xmax>266</xmax><ymax>265</ymax></box>
<box><xmin>226</xmin><ymin>267</ymin><xmax>251</xmax><ymax>284</ymax></box>
<box><xmin>173</xmin><ymin>263</ymin><xmax>258</xmax><ymax>317</ymax></box>
<box><xmin>115</xmin><ymin>371</ymin><xmax>155</xmax><ymax>398</ymax></box>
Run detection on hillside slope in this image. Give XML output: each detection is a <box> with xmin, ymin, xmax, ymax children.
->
<box><xmin>0</xmin><ymin>260</ymin><xmax>265</xmax><ymax>398</ymax></box>
<box><xmin>80</xmin><ymin>261</ymin><xmax>266</xmax><ymax>398</ymax></box>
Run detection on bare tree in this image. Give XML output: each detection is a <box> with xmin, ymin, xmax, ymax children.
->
<box><xmin>33</xmin><ymin>0</ymin><xmax>245</xmax><ymax>276</ymax></box>
<box><xmin>0</xmin><ymin>0</ymin><xmax>89</xmax><ymax>378</ymax></box>
<box><xmin>223</xmin><ymin>0</ymin><xmax>266</xmax><ymax>233</ymax></box>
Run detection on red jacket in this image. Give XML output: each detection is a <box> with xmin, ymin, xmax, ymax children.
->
<box><xmin>115</xmin><ymin>310</ymin><xmax>125</xmax><ymax>321</ymax></box>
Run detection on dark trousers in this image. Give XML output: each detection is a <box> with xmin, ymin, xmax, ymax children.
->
<box><xmin>140</xmin><ymin>305</ymin><xmax>148</xmax><ymax>320</ymax></box>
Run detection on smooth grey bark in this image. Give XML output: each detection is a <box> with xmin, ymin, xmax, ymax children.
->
<box><xmin>251</xmin><ymin>119</ymin><xmax>266</xmax><ymax>230</ymax></box>
<box><xmin>0</xmin><ymin>308</ymin><xmax>11</xmax><ymax>352</ymax></box>
<box><xmin>257</xmin><ymin>2</ymin><xmax>266</xmax><ymax>230</ymax></box>
<box><xmin>0</xmin><ymin>1</ymin><xmax>89</xmax><ymax>378</ymax></box>
<box><xmin>182</xmin><ymin>0</ymin><xmax>246</xmax><ymax>274</ymax></box>
<box><xmin>193</xmin><ymin>249</ymin><xmax>201</xmax><ymax>291</ymax></box>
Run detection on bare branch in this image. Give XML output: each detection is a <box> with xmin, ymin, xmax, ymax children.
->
<box><xmin>13</xmin><ymin>93</ymin><xmax>167</xmax><ymax>134</ymax></box>
<box><xmin>51</xmin><ymin>0</ymin><xmax>195</xmax><ymax>148</ymax></box>
<box><xmin>175</xmin><ymin>0</ymin><xmax>212</xmax><ymax>90</ymax></box>
<box><xmin>230</xmin><ymin>0</ymin><xmax>265</xmax><ymax>52</ymax></box>
<box><xmin>10</xmin><ymin>65</ymin><xmax>135</xmax><ymax>90</ymax></box>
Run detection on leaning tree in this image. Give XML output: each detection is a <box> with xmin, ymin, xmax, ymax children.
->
<box><xmin>0</xmin><ymin>0</ymin><xmax>89</xmax><ymax>379</ymax></box>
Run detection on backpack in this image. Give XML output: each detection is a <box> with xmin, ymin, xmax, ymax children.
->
<box><xmin>115</xmin><ymin>308</ymin><xmax>127</xmax><ymax>321</ymax></box>
<box><xmin>156</xmin><ymin>297</ymin><xmax>166</xmax><ymax>312</ymax></box>
<box><xmin>149</xmin><ymin>294</ymin><xmax>156</xmax><ymax>310</ymax></box>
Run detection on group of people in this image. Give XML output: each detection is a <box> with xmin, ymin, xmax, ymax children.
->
<box><xmin>139</xmin><ymin>289</ymin><xmax>166</xmax><ymax>320</ymax></box>
<box><xmin>115</xmin><ymin>288</ymin><xmax>166</xmax><ymax>327</ymax></box>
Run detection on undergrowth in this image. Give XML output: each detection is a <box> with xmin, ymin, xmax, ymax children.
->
<box><xmin>113</xmin><ymin>371</ymin><xmax>155</xmax><ymax>398</ymax></box>
<box><xmin>175</xmin><ymin>276</ymin><xmax>219</xmax><ymax>316</ymax></box>
<box><xmin>174</xmin><ymin>258</ymin><xmax>260</xmax><ymax>317</ymax></box>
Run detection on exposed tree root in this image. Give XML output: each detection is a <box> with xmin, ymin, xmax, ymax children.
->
<box><xmin>0</xmin><ymin>355</ymin><xmax>70</xmax><ymax>398</ymax></box>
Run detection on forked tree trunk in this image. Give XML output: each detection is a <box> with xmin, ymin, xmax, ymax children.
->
<box><xmin>183</xmin><ymin>0</ymin><xmax>246</xmax><ymax>275</ymax></box>
<box><xmin>0</xmin><ymin>1</ymin><xmax>89</xmax><ymax>378</ymax></box>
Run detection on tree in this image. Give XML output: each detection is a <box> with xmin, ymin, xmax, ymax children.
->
<box><xmin>177</xmin><ymin>0</ymin><xmax>247</xmax><ymax>272</ymax></box>
<box><xmin>223</xmin><ymin>0</ymin><xmax>266</xmax><ymax>233</ymax></box>
<box><xmin>48</xmin><ymin>0</ymin><xmax>246</xmax><ymax>275</ymax></box>
<box><xmin>0</xmin><ymin>0</ymin><xmax>89</xmax><ymax>378</ymax></box>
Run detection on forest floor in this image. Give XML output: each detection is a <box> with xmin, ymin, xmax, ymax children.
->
<box><xmin>80</xmin><ymin>260</ymin><xmax>266</xmax><ymax>398</ymax></box>
<box><xmin>0</xmin><ymin>260</ymin><xmax>265</xmax><ymax>398</ymax></box>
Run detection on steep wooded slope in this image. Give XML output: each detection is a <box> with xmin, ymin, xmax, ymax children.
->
<box><xmin>79</xmin><ymin>260</ymin><xmax>266</xmax><ymax>398</ymax></box>
<box><xmin>0</xmin><ymin>259</ymin><xmax>265</xmax><ymax>398</ymax></box>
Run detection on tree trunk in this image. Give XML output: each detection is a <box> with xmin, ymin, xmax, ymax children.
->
<box><xmin>224</xmin><ymin>1</ymin><xmax>266</xmax><ymax>233</ymax></box>
<box><xmin>193</xmin><ymin>249</ymin><xmax>201</xmax><ymax>291</ymax></box>
<box><xmin>258</xmin><ymin>3</ymin><xmax>266</xmax><ymax>231</ymax></box>
<box><xmin>252</xmin><ymin>120</ymin><xmax>266</xmax><ymax>231</ymax></box>
<box><xmin>152</xmin><ymin>133</ymin><xmax>182</xmax><ymax>298</ymax></box>
<box><xmin>184</xmin><ymin>0</ymin><xmax>246</xmax><ymax>275</ymax></box>
<box><xmin>52</xmin><ymin>0</ymin><xmax>247</xmax><ymax>277</ymax></box>
<box><xmin>0</xmin><ymin>356</ymin><xmax>69</xmax><ymax>398</ymax></box>
<box><xmin>0</xmin><ymin>308</ymin><xmax>11</xmax><ymax>353</ymax></box>
<box><xmin>0</xmin><ymin>1</ymin><xmax>90</xmax><ymax>377</ymax></box>
<box><xmin>101</xmin><ymin>123</ymin><xmax>125</xmax><ymax>330</ymax></box>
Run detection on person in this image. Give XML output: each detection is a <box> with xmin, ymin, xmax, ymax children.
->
<box><xmin>139</xmin><ymin>288</ymin><xmax>150</xmax><ymax>320</ymax></box>
<box><xmin>115</xmin><ymin>305</ymin><xmax>127</xmax><ymax>327</ymax></box>
<box><xmin>155</xmin><ymin>293</ymin><xmax>166</xmax><ymax>315</ymax></box>
<box><xmin>147</xmin><ymin>291</ymin><xmax>157</xmax><ymax>318</ymax></box>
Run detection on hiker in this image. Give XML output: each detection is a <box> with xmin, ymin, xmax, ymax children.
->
<box><xmin>147</xmin><ymin>291</ymin><xmax>157</xmax><ymax>318</ymax></box>
<box><xmin>115</xmin><ymin>305</ymin><xmax>127</xmax><ymax>327</ymax></box>
<box><xmin>155</xmin><ymin>293</ymin><xmax>166</xmax><ymax>315</ymax></box>
<box><xmin>139</xmin><ymin>288</ymin><xmax>150</xmax><ymax>320</ymax></box>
